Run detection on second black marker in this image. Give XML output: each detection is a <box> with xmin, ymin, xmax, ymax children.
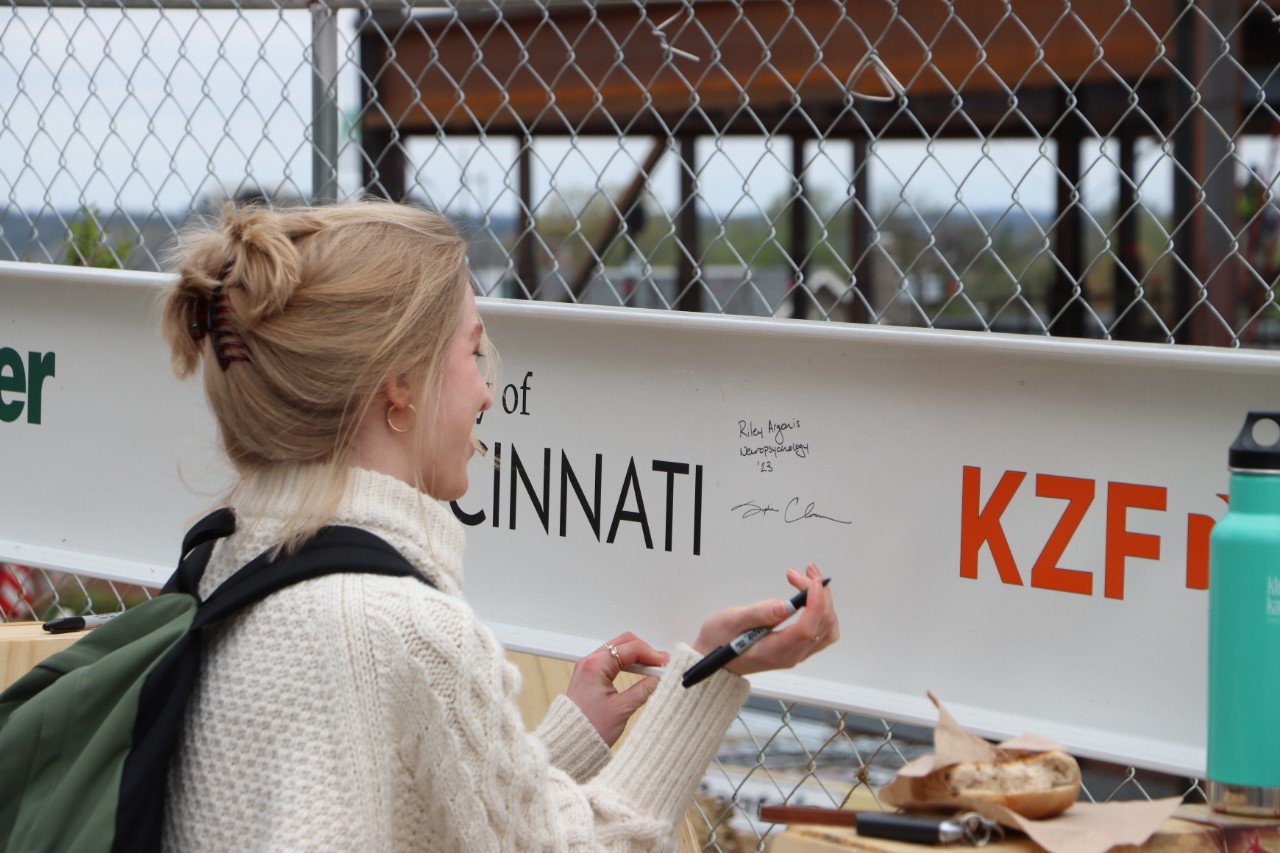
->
<box><xmin>681</xmin><ymin>578</ymin><xmax>831</xmax><ymax>688</ymax></box>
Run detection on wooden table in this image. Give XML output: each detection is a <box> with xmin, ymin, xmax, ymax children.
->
<box><xmin>0</xmin><ymin>621</ymin><xmax>79</xmax><ymax>690</ymax></box>
<box><xmin>770</xmin><ymin>804</ymin><xmax>1280</xmax><ymax>852</ymax></box>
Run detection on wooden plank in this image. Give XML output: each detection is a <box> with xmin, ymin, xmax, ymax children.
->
<box><xmin>0</xmin><ymin>622</ymin><xmax>78</xmax><ymax>691</ymax></box>
<box><xmin>771</xmin><ymin>805</ymin><xmax>1280</xmax><ymax>852</ymax></box>
<box><xmin>364</xmin><ymin>0</ymin><xmax>1176</xmax><ymax>136</ymax></box>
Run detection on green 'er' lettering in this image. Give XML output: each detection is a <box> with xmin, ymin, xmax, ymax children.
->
<box><xmin>0</xmin><ymin>348</ymin><xmax>23</xmax><ymax>423</ymax></box>
<box><xmin>0</xmin><ymin>349</ymin><xmax>56</xmax><ymax>424</ymax></box>
<box><xmin>26</xmin><ymin>351</ymin><xmax>55</xmax><ymax>424</ymax></box>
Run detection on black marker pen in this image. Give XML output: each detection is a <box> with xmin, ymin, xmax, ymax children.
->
<box><xmin>682</xmin><ymin>578</ymin><xmax>830</xmax><ymax>688</ymax></box>
<box><xmin>42</xmin><ymin>613</ymin><xmax>122</xmax><ymax>634</ymax></box>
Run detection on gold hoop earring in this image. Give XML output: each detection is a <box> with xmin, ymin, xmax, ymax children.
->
<box><xmin>387</xmin><ymin>404</ymin><xmax>416</xmax><ymax>434</ymax></box>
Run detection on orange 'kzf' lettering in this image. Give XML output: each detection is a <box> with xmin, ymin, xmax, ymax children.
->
<box><xmin>1104</xmin><ymin>481</ymin><xmax>1167</xmax><ymax>600</ymax></box>
<box><xmin>1030</xmin><ymin>474</ymin><xmax>1095</xmax><ymax>596</ymax></box>
<box><xmin>960</xmin><ymin>466</ymin><xmax>1026</xmax><ymax>585</ymax></box>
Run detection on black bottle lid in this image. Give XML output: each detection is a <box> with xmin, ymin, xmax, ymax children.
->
<box><xmin>1229</xmin><ymin>412</ymin><xmax>1280</xmax><ymax>470</ymax></box>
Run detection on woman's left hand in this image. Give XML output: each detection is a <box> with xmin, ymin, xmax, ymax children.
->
<box><xmin>566</xmin><ymin>632</ymin><xmax>669</xmax><ymax>747</ymax></box>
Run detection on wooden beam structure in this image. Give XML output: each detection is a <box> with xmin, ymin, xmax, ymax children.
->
<box><xmin>362</xmin><ymin>0</ymin><xmax>1186</xmax><ymax>139</ymax></box>
<box><xmin>356</xmin><ymin>0</ymin><xmax>1280</xmax><ymax>333</ymax></box>
<box><xmin>567</xmin><ymin>138</ymin><xmax>668</xmax><ymax>300</ymax></box>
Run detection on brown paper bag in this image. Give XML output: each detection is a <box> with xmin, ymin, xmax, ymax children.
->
<box><xmin>879</xmin><ymin>694</ymin><xmax>1180</xmax><ymax>853</ymax></box>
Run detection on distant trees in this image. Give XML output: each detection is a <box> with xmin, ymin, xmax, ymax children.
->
<box><xmin>519</xmin><ymin>180</ymin><xmax>1180</xmax><ymax>335</ymax></box>
<box><xmin>63</xmin><ymin>206</ymin><xmax>134</xmax><ymax>269</ymax></box>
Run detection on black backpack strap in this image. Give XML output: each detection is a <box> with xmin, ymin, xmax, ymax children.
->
<box><xmin>115</xmin><ymin>522</ymin><xmax>433</xmax><ymax>853</ymax></box>
<box><xmin>193</xmin><ymin>525</ymin><xmax>433</xmax><ymax>629</ymax></box>
<box><xmin>160</xmin><ymin>508</ymin><xmax>238</xmax><ymax>597</ymax></box>
<box><xmin>180</xmin><ymin>508</ymin><xmax>238</xmax><ymax>556</ymax></box>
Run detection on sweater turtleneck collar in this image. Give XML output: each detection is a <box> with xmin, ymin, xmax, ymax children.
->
<box><xmin>212</xmin><ymin>465</ymin><xmax>467</xmax><ymax>597</ymax></box>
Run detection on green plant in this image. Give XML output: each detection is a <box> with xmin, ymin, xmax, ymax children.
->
<box><xmin>64</xmin><ymin>205</ymin><xmax>134</xmax><ymax>269</ymax></box>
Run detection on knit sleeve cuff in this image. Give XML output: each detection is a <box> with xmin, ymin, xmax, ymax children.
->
<box><xmin>592</xmin><ymin>643</ymin><xmax>749</xmax><ymax>821</ymax></box>
<box><xmin>535</xmin><ymin>694</ymin><xmax>613</xmax><ymax>783</ymax></box>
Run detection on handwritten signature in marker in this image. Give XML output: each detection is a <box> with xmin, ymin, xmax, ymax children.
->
<box><xmin>784</xmin><ymin>497</ymin><xmax>852</xmax><ymax>525</ymax></box>
<box><xmin>731</xmin><ymin>499</ymin><xmax>852</xmax><ymax>525</ymax></box>
<box><xmin>732</xmin><ymin>500</ymin><xmax>779</xmax><ymax>519</ymax></box>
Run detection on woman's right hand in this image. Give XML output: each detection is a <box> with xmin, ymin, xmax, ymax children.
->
<box><xmin>692</xmin><ymin>563</ymin><xmax>838</xmax><ymax>677</ymax></box>
<box><xmin>566</xmin><ymin>632</ymin><xmax>668</xmax><ymax>747</ymax></box>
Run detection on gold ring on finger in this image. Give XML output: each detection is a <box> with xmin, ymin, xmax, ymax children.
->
<box><xmin>604</xmin><ymin>642</ymin><xmax>623</xmax><ymax>668</ymax></box>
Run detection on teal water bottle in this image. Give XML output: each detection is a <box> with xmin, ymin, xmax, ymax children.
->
<box><xmin>1208</xmin><ymin>411</ymin><xmax>1280</xmax><ymax>815</ymax></box>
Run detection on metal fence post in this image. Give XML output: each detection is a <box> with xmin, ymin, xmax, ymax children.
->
<box><xmin>310</xmin><ymin>0</ymin><xmax>339</xmax><ymax>203</ymax></box>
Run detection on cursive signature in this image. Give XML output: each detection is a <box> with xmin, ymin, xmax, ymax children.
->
<box><xmin>731</xmin><ymin>500</ymin><xmax>780</xmax><ymax>519</ymax></box>
<box><xmin>731</xmin><ymin>498</ymin><xmax>852</xmax><ymax>525</ymax></box>
<box><xmin>784</xmin><ymin>497</ymin><xmax>852</xmax><ymax>525</ymax></box>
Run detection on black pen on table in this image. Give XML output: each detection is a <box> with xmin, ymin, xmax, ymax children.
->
<box><xmin>42</xmin><ymin>613</ymin><xmax>121</xmax><ymax>634</ymax></box>
<box><xmin>682</xmin><ymin>578</ymin><xmax>830</xmax><ymax>688</ymax></box>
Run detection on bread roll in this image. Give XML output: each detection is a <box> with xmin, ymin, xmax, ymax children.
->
<box><xmin>911</xmin><ymin>751</ymin><xmax>1081</xmax><ymax>819</ymax></box>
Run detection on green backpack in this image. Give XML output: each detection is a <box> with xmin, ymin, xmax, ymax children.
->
<box><xmin>0</xmin><ymin>508</ymin><xmax>430</xmax><ymax>853</ymax></box>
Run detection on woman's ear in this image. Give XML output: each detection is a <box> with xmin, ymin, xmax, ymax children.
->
<box><xmin>382</xmin><ymin>374</ymin><xmax>415</xmax><ymax>410</ymax></box>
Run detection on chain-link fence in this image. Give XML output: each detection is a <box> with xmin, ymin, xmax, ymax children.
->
<box><xmin>5</xmin><ymin>0</ymin><xmax>1270</xmax><ymax>847</ymax></box>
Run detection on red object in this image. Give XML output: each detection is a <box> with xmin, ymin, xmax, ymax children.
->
<box><xmin>0</xmin><ymin>563</ymin><xmax>37</xmax><ymax>619</ymax></box>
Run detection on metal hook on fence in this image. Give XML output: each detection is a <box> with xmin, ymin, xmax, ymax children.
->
<box><xmin>850</xmin><ymin>54</ymin><xmax>905</xmax><ymax>102</ymax></box>
<box><xmin>652</xmin><ymin>10</ymin><xmax>700</xmax><ymax>64</ymax></box>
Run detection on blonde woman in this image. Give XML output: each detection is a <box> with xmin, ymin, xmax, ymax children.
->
<box><xmin>160</xmin><ymin>201</ymin><xmax>838</xmax><ymax>852</ymax></box>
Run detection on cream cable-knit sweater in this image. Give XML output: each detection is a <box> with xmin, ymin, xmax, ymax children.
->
<box><xmin>163</xmin><ymin>467</ymin><xmax>749</xmax><ymax>852</ymax></box>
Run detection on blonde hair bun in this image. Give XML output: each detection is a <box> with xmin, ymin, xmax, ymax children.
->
<box><xmin>222</xmin><ymin>204</ymin><xmax>303</xmax><ymax>329</ymax></box>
